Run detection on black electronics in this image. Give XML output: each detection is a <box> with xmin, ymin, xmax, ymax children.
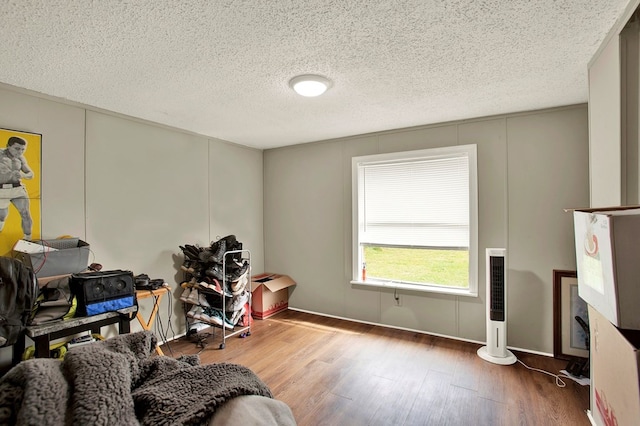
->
<box><xmin>566</xmin><ymin>357</ymin><xmax>589</xmax><ymax>378</ymax></box>
<box><xmin>134</xmin><ymin>274</ymin><xmax>164</xmax><ymax>290</ymax></box>
<box><xmin>70</xmin><ymin>270</ymin><xmax>135</xmax><ymax>316</ymax></box>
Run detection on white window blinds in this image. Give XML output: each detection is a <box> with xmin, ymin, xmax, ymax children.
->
<box><xmin>359</xmin><ymin>152</ymin><xmax>470</xmax><ymax>248</ymax></box>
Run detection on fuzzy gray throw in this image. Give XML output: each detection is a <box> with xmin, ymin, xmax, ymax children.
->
<box><xmin>0</xmin><ymin>331</ymin><xmax>273</xmax><ymax>426</ymax></box>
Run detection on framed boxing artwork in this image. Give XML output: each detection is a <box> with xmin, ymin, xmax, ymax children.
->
<box><xmin>0</xmin><ymin>128</ymin><xmax>41</xmax><ymax>255</ymax></box>
<box><xmin>553</xmin><ymin>269</ymin><xmax>589</xmax><ymax>360</ymax></box>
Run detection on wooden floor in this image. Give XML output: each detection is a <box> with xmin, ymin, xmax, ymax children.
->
<box><xmin>161</xmin><ymin>310</ymin><xmax>590</xmax><ymax>426</ymax></box>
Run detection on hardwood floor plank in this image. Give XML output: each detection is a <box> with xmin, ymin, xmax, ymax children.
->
<box><xmin>298</xmin><ymin>392</ymin><xmax>354</xmax><ymax>426</ymax></box>
<box><xmin>403</xmin><ymin>370</ymin><xmax>452</xmax><ymax>425</ymax></box>
<box><xmin>162</xmin><ymin>310</ymin><xmax>591</xmax><ymax>426</ymax></box>
<box><xmin>450</xmin><ymin>343</ymin><xmax>484</xmax><ymax>391</ymax></box>
<box><xmin>476</xmin><ymin>397</ymin><xmax>511</xmax><ymax>426</ymax></box>
<box><xmin>476</xmin><ymin>358</ymin><xmax>522</xmax><ymax>405</ymax></box>
<box><xmin>442</xmin><ymin>384</ymin><xmax>479</xmax><ymax>426</ymax></box>
<box><xmin>274</xmin><ymin>359</ymin><xmax>338</xmax><ymax>419</ymax></box>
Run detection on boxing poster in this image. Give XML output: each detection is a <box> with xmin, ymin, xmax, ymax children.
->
<box><xmin>0</xmin><ymin>128</ymin><xmax>41</xmax><ymax>256</ymax></box>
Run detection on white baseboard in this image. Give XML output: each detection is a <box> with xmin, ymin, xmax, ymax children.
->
<box><xmin>287</xmin><ymin>307</ymin><xmax>554</xmax><ymax>358</ymax></box>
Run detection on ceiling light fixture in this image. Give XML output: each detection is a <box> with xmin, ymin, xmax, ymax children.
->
<box><xmin>289</xmin><ymin>74</ymin><xmax>332</xmax><ymax>97</ymax></box>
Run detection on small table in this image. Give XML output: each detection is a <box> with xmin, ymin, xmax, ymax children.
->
<box><xmin>135</xmin><ymin>287</ymin><xmax>170</xmax><ymax>356</ymax></box>
<box><xmin>13</xmin><ymin>305</ymin><xmax>137</xmax><ymax>363</ymax></box>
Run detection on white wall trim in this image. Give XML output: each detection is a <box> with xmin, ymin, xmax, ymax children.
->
<box><xmin>287</xmin><ymin>307</ymin><xmax>554</xmax><ymax>358</ymax></box>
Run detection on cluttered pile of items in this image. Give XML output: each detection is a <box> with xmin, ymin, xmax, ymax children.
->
<box><xmin>1</xmin><ymin>237</ymin><xmax>165</xmax><ymax>360</ymax></box>
<box><xmin>178</xmin><ymin>235</ymin><xmax>251</xmax><ymax>333</ymax></box>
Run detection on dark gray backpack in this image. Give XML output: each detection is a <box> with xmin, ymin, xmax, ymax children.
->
<box><xmin>0</xmin><ymin>257</ymin><xmax>38</xmax><ymax>347</ymax></box>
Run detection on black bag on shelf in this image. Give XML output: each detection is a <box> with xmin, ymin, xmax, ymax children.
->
<box><xmin>0</xmin><ymin>257</ymin><xmax>38</xmax><ymax>346</ymax></box>
<box><xmin>70</xmin><ymin>270</ymin><xmax>135</xmax><ymax>316</ymax></box>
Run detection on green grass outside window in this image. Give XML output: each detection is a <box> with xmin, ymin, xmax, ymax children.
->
<box><xmin>363</xmin><ymin>246</ymin><xmax>469</xmax><ymax>288</ymax></box>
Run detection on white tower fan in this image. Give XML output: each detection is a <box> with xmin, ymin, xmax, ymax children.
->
<box><xmin>477</xmin><ymin>248</ymin><xmax>517</xmax><ymax>365</ymax></box>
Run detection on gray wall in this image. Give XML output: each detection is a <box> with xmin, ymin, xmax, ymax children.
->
<box><xmin>0</xmin><ymin>83</ymin><xmax>590</xmax><ymax>360</ymax></box>
<box><xmin>588</xmin><ymin>33</ymin><xmax>622</xmax><ymax>207</ymax></box>
<box><xmin>0</xmin><ymin>85</ymin><xmax>264</xmax><ymax>365</ymax></box>
<box><xmin>587</xmin><ymin>0</ymin><xmax>640</xmax><ymax>208</ymax></box>
<box><xmin>264</xmin><ymin>105</ymin><xmax>589</xmax><ymax>354</ymax></box>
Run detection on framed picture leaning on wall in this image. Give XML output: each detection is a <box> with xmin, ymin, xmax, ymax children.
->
<box><xmin>553</xmin><ymin>269</ymin><xmax>589</xmax><ymax>360</ymax></box>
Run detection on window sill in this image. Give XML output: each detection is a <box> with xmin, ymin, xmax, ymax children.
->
<box><xmin>350</xmin><ymin>280</ymin><xmax>478</xmax><ymax>298</ymax></box>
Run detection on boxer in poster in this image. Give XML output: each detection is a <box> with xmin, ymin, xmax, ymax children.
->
<box><xmin>0</xmin><ymin>128</ymin><xmax>41</xmax><ymax>255</ymax></box>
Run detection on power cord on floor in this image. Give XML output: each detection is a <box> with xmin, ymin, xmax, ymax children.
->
<box><xmin>517</xmin><ymin>358</ymin><xmax>568</xmax><ymax>388</ymax></box>
<box><xmin>155</xmin><ymin>285</ymin><xmax>177</xmax><ymax>357</ymax></box>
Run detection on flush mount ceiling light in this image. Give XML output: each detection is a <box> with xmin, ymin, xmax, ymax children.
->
<box><xmin>289</xmin><ymin>74</ymin><xmax>332</xmax><ymax>97</ymax></box>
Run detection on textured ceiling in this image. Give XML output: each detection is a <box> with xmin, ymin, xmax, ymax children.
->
<box><xmin>0</xmin><ymin>1</ymin><xmax>632</xmax><ymax>149</ymax></box>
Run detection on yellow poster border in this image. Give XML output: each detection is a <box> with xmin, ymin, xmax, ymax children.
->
<box><xmin>0</xmin><ymin>128</ymin><xmax>42</xmax><ymax>256</ymax></box>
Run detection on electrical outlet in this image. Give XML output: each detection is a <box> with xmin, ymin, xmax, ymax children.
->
<box><xmin>394</xmin><ymin>293</ymin><xmax>402</xmax><ymax>307</ymax></box>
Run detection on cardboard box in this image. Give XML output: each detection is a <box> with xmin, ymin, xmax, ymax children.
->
<box><xmin>588</xmin><ymin>305</ymin><xmax>640</xmax><ymax>426</ymax></box>
<box><xmin>13</xmin><ymin>238</ymin><xmax>90</xmax><ymax>278</ymax></box>
<box><xmin>573</xmin><ymin>206</ymin><xmax>640</xmax><ymax>329</ymax></box>
<box><xmin>250</xmin><ymin>273</ymin><xmax>296</xmax><ymax>319</ymax></box>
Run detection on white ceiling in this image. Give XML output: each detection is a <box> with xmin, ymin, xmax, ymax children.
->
<box><xmin>0</xmin><ymin>1</ymin><xmax>631</xmax><ymax>149</ymax></box>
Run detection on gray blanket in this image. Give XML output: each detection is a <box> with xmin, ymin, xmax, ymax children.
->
<box><xmin>0</xmin><ymin>331</ymin><xmax>273</xmax><ymax>426</ymax></box>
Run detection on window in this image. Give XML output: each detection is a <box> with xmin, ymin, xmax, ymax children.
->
<box><xmin>351</xmin><ymin>144</ymin><xmax>478</xmax><ymax>296</ymax></box>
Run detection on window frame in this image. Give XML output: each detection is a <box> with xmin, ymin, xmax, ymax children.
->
<box><xmin>351</xmin><ymin>145</ymin><xmax>478</xmax><ymax>297</ymax></box>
